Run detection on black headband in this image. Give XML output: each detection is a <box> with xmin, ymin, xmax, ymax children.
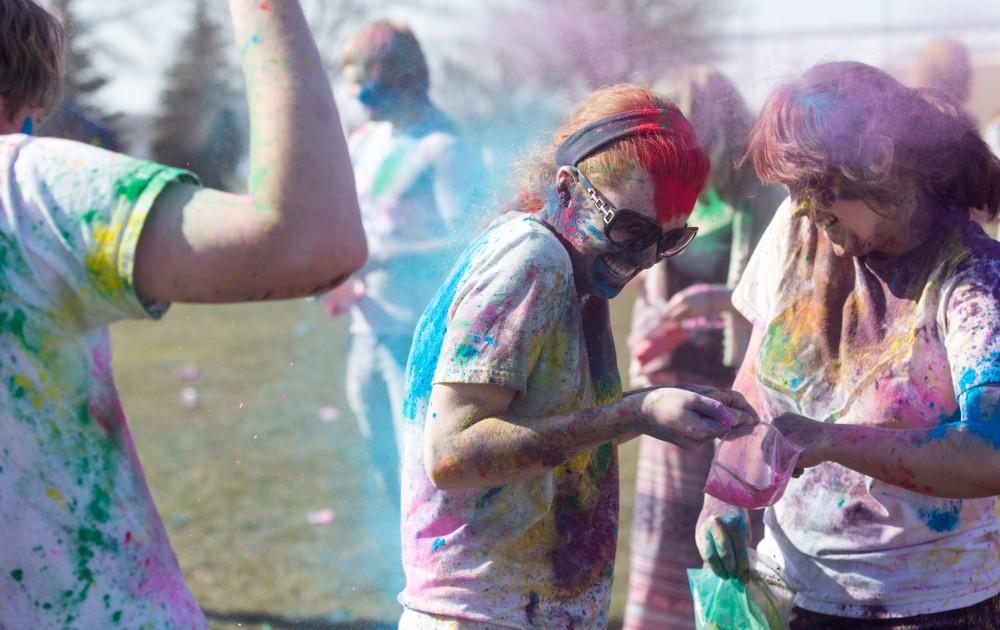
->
<box><xmin>554</xmin><ymin>109</ymin><xmax>676</xmax><ymax>167</ymax></box>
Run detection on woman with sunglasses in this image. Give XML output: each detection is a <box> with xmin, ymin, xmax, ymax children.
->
<box><xmin>396</xmin><ymin>84</ymin><xmax>757</xmax><ymax>629</ymax></box>
<box><xmin>623</xmin><ymin>67</ymin><xmax>785</xmax><ymax>630</ymax></box>
<box><xmin>698</xmin><ymin>61</ymin><xmax>1000</xmax><ymax>628</ymax></box>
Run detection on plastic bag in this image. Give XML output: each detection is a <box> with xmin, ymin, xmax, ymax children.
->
<box><xmin>704</xmin><ymin>423</ymin><xmax>804</xmax><ymax>509</ymax></box>
<box><xmin>689</xmin><ymin>567</ymin><xmax>770</xmax><ymax>630</ymax></box>
<box><xmin>689</xmin><ymin>552</ymin><xmax>791</xmax><ymax>630</ymax></box>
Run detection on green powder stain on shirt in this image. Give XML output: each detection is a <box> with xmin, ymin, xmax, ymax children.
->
<box><xmin>0</xmin><ymin>308</ymin><xmax>35</xmax><ymax>353</ymax></box>
<box><xmin>112</xmin><ymin>173</ymin><xmax>149</xmax><ymax>203</ymax></box>
<box><xmin>370</xmin><ymin>146</ymin><xmax>410</xmax><ymax>197</ymax></box>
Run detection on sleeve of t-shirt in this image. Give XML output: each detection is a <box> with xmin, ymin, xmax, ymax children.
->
<box><xmin>9</xmin><ymin>136</ymin><xmax>198</xmax><ymax>329</ymax></box>
<box><xmin>433</xmin><ymin>223</ymin><xmax>573</xmax><ymax>395</ymax></box>
<box><xmin>731</xmin><ymin>196</ymin><xmax>795</xmax><ymax>327</ymax></box>
<box><xmin>941</xmin><ymin>252</ymin><xmax>1000</xmax><ymax>397</ymax></box>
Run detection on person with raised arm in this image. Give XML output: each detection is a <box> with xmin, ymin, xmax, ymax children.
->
<box><xmin>0</xmin><ymin>0</ymin><xmax>364</xmax><ymax>625</ymax></box>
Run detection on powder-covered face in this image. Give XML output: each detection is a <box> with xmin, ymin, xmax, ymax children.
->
<box><xmin>792</xmin><ymin>178</ymin><xmax>913</xmax><ymax>258</ymax></box>
<box><xmin>342</xmin><ymin>62</ymin><xmax>400</xmax><ymax>122</ymax></box>
<box><xmin>548</xmin><ymin>165</ymin><xmax>689</xmax><ymax>299</ymax></box>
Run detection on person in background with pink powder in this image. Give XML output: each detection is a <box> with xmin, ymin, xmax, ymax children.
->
<box><xmin>0</xmin><ymin>0</ymin><xmax>365</xmax><ymax>625</ymax></box>
<box><xmin>623</xmin><ymin>67</ymin><xmax>783</xmax><ymax>630</ymax></box>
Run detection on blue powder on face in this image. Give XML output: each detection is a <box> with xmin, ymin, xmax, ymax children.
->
<box><xmin>431</xmin><ymin>537</ymin><xmax>446</xmax><ymax>551</ymax></box>
<box><xmin>20</xmin><ymin>117</ymin><xmax>33</xmax><ymax>135</ymax></box>
<box><xmin>916</xmin><ymin>500</ymin><xmax>962</xmax><ymax>533</ymax></box>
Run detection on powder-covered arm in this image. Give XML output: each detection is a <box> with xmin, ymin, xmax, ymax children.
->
<box><xmin>774</xmin><ymin>386</ymin><xmax>1000</xmax><ymax>498</ymax></box>
<box><xmin>133</xmin><ymin>0</ymin><xmax>365</xmax><ymax>303</ymax></box>
<box><xmin>775</xmin><ymin>253</ymin><xmax>1000</xmax><ymax>498</ymax></box>
<box><xmin>424</xmin><ymin>381</ymin><xmax>756</xmax><ymax>490</ymax></box>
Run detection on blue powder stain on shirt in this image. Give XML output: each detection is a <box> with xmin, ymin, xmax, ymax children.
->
<box><xmin>955</xmin><ymin>351</ymin><xmax>1000</xmax><ymax>449</ymax></box>
<box><xmin>916</xmin><ymin>500</ymin><xmax>962</xmax><ymax>533</ymax></box>
<box><xmin>921</xmin><ymin>351</ymin><xmax>1000</xmax><ymax>447</ymax></box>
<box><xmin>402</xmin><ymin>237</ymin><xmax>489</xmax><ymax>422</ymax></box>
<box><xmin>431</xmin><ymin>537</ymin><xmax>446</xmax><ymax>552</ymax></box>
<box><xmin>453</xmin><ymin>334</ymin><xmax>496</xmax><ymax>363</ymax></box>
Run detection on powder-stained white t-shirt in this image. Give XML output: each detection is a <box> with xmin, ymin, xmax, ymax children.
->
<box><xmin>734</xmin><ymin>198</ymin><xmax>1000</xmax><ymax>618</ymax></box>
<box><xmin>348</xmin><ymin>117</ymin><xmax>486</xmax><ymax>336</ymax></box>
<box><xmin>0</xmin><ymin>135</ymin><xmax>205</xmax><ymax>627</ymax></box>
<box><xmin>399</xmin><ymin>214</ymin><xmax>622</xmax><ymax>628</ymax></box>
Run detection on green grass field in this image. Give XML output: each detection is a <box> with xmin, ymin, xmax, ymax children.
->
<box><xmin>111</xmin><ymin>291</ymin><xmax>641</xmax><ymax>629</ymax></box>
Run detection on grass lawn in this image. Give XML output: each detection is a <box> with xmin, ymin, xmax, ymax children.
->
<box><xmin>111</xmin><ymin>289</ymin><xmax>642</xmax><ymax>629</ymax></box>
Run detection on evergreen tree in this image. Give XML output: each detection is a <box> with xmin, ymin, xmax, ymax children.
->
<box><xmin>151</xmin><ymin>0</ymin><xmax>243</xmax><ymax>189</ymax></box>
<box><xmin>38</xmin><ymin>0</ymin><xmax>119</xmax><ymax>149</ymax></box>
<box><xmin>53</xmin><ymin>0</ymin><xmax>109</xmax><ymax>108</ymax></box>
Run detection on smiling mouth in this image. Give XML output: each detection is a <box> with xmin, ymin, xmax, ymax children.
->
<box><xmin>602</xmin><ymin>256</ymin><xmax>634</xmax><ymax>280</ymax></box>
<box><xmin>815</xmin><ymin>215</ymin><xmax>838</xmax><ymax>229</ymax></box>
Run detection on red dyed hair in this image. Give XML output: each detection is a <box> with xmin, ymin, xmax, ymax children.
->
<box><xmin>748</xmin><ymin>61</ymin><xmax>1000</xmax><ymax>219</ymax></box>
<box><xmin>515</xmin><ymin>84</ymin><xmax>709</xmax><ymax>224</ymax></box>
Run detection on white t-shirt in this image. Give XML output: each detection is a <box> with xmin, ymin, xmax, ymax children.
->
<box><xmin>734</xmin><ymin>198</ymin><xmax>1000</xmax><ymax>618</ymax></box>
<box><xmin>348</xmin><ymin>117</ymin><xmax>486</xmax><ymax>336</ymax></box>
<box><xmin>0</xmin><ymin>135</ymin><xmax>205</xmax><ymax>627</ymax></box>
<box><xmin>399</xmin><ymin>214</ymin><xmax>622</xmax><ymax>628</ymax></box>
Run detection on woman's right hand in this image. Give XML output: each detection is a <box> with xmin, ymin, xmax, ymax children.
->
<box><xmin>636</xmin><ymin>387</ymin><xmax>758</xmax><ymax>448</ymax></box>
<box><xmin>696</xmin><ymin>495</ymin><xmax>752</xmax><ymax>580</ymax></box>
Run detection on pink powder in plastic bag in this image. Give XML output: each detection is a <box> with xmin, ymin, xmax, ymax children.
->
<box><xmin>704</xmin><ymin>423</ymin><xmax>804</xmax><ymax>509</ymax></box>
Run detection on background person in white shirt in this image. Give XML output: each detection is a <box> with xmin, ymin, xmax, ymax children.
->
<box><xmin>326</xmin><ymin>20</ymin><xmax>487</xmax><ymax>510</ymax></box>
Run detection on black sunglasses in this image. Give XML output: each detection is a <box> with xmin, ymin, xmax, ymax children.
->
<box><xmin>573</xmin><ymin>168</ymin><xmax>698</xmax><ymax>258</ymax></box>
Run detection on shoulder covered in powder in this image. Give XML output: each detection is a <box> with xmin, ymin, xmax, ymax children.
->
<box><xmin>941</xmin><ymin>223</ymin><xmax>1000</xmax><ymax>337</ymax></box>
<box><xmin>457</xmin><ymin>216</ymin><xmax>574</xmax><ymax>296</ymax></box>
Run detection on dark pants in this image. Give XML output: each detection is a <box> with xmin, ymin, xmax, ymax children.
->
<box><xmin>789</xmin><ymin>592</ymin><xmax>1000</xmax><ymax>630</ymax></box>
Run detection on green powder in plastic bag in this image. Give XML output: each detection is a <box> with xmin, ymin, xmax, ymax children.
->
<box><xmin>688</xmin><ymin>566</ymin><xmax>784</xmax><ymax>630</ymax></box>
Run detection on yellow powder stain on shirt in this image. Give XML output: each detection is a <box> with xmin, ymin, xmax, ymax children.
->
<box><xmin>83</xmin><ymin>221</ymin><xmax>125</xmax><ymax>296</ymax></box>
<box><xmin>45</xmin><ymin>487</ymin><xmax>68</xmax><ymax>510</ymax></box>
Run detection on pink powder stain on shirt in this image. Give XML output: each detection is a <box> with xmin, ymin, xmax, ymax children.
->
<box><xmin>133</xmin><ymin>551</ymin><xmax>200</xmax><ymax>612</ymax></box>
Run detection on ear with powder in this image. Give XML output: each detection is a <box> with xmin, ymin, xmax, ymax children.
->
<box><xmin>866</xmin><ymin>134</ymin><xmax>895</xmax><ymax>180</ymax></box>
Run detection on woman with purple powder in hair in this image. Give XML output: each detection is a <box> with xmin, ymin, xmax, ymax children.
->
<box><xmin>698</xmin><ymin>61</ymin><xmax>1000</xmax><ymax>628</ymax></box>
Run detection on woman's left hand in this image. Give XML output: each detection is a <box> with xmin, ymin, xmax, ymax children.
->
<box><xmin>772</xmin><ymin>412</ymin><xmax>833</xmax><ymax>468</ymax></box>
